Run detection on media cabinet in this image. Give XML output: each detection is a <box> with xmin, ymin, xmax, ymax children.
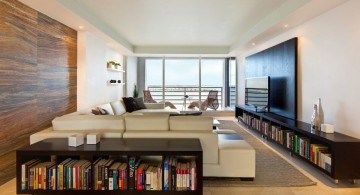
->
<box><xmin>16</xmin><ymin>138</ymin><xmax>203</xmax><ymax>194</ymax></box>
<box><xmin>236</xmin><ymin>105</ymin><xmax>360</xmax><ymax>183</ymax></box>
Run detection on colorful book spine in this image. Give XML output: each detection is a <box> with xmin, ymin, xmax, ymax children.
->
<box><xmin>128</xmin><ymin>157</ymin><xmax>136</xmax><ymax>190</ymax></box>
<box><xmin>163</xmin><ymin>157</ymin><xmax>169</xmax><ymax>190</ymax></box>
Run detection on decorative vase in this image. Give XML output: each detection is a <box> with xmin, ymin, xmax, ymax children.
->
<box><xmin>311</xmin><ymin>104</ymin><xmax>320</xmax><ymax>131</ymax></box>
<box><xmin>317</xmin><ymin>98</ymin><xmax>324</xmax><ymax>125</ymax></box>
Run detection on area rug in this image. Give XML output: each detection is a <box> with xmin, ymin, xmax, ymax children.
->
<box><xmin>203</xmin><ymin>120</ymin><xmax>317</xmax><ymax>187</ymax></box>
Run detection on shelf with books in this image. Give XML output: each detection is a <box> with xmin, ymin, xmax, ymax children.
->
<box><xmin>236</xmin><ymin>105</ymin><xmax>360</xmax><ymax>183</ymax></box>
<box><xmin>17</xmin><ymin>138</ymin><xmax>202</xmax><ymax>194</ymax></box>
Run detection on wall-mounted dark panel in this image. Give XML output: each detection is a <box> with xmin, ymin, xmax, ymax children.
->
<box><xmin>0</xmin><ymin>0</ymin><xmax>77</xmax><ymax>185</ymax></box>
<box><xmin>245</xmin><ymin>38</ymin><xmax>297</xmax><ymax>120</ymax></box>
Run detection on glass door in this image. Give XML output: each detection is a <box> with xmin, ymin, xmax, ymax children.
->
<box><xmin>145</xmin><ymin>58</ymin><xmax>163</xmax><ymax>103</ymax></box>
<box><xmin>201</xmin><ymin>59</ymin><xmax>224</xmax><ymax>110</ymax></box>
<box><xmin>164</xmin><ymin>58</ymin><xmax>199</xmax><ymax>110</ymax></box>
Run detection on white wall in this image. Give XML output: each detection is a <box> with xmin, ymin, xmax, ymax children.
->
<box><xmin>77</xmin><ymin>32</ymin><xmax>124</xmax><ymax>110</ymax></box>
<box><xmin>126</xmin><ymin>56</ymin><xmax>138</xmax><ymax>97</ymax></box>
<box><xmin>237</xmin><ymin>0</ymin><xmax>360</xmax><ymax>138</ymax></box>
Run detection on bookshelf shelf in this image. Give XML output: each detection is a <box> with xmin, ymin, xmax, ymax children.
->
<box><xmin>107</xmin><ymin>81</ymin><xmax>125</xmax><ymax>85</ymax></box>
<box><xmin>16</xmin><ymin>138</ymin><xmax>203</xmax><ymax>194</ymax></box>
<box><xmin>107</xmin><ymin>68</ymin><xmax>125</xmax><ymax>72</ymax></box>
<box><xmin>236</xmin><ymin>105</ymin><xmax>360</xmax><ymax>182</ymax></box>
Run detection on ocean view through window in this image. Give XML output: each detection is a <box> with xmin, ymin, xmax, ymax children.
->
<box><xmin>145</xmin><ymin>58</ymin><xmax>233</xmax><ymax>110</ymax></box>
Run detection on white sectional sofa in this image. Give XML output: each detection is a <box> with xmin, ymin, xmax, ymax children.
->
<box><xmin>30</xmin><ymin>99</ymin><xmax>255</xmax><ymax>179</ymax></box>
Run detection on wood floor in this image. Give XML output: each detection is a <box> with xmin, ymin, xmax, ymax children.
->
<box><xmin>1</xmin><ymin>116</ymin><xmax>360</xmax><ymax>194</ymax></box>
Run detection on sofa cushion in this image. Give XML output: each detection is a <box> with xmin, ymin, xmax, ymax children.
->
<box><xmin>125</xmin><ymin>114</ymin><xmax>169</xmax><ymax>131</ymax></box>
<box><xmin>110</xmin><ymin>100</ymin><xmax>126</xmax><ymax>115</ymax></box>
<box><xmin>144</xmin><ymin>103</ymin><xmax>165</xmax><ymax>109</ymax></box>
<box><xmin>52</xmin><ymin>115</ymin><xmax>125</xmax><ymax>131</ymax></box>
<box><xmin>132</xmin><ymin>109</ymin><xmax>180</xmax><ymax>115</ymax></box>
<box><xmin>169</xmin><ymin>116</ymin><xmax>213</xmax><ymax>131</ymax></box>
<box><xmin>98</xmin><ymin>103</ymin><xmax>115</xmax><ymax>115</ymax></box>
<box><xmin>135</xmin><ymin>97</ymin><xmax>146</xmax><ymax>109</ymax></box>
<box><xmin>122</xmin><ymin>97</ymin><xmax>140</xmax><ymax>112</ymax></box>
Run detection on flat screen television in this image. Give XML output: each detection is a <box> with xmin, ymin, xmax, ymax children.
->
<box><xmin>245</xmin><ymin>76</ymin><xmax>269</xmax><ymax>112</ymax></box>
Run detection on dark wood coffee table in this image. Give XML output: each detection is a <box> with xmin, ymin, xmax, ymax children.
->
<box><xmin>17</xmin><ymin>138</ymin><xmax>203</xmax><ymax>195</ymax></box>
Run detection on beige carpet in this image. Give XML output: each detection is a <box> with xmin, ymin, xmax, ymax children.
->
<box><xmin>203</xmin><ymin>120</ymin><xmax>317</xmax><ymax>187</ymax></box>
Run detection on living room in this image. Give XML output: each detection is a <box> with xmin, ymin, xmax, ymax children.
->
<box><xmin>1</xmin><ymin>0</ymin><xmax>360</xmax><ymax>194</ymax></box>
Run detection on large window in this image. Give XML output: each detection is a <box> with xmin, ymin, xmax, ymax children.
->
<box><xmin>165</xmin><ymin>59</ymin><xmax>199</xmax><ymax>109</ymax></box>
<box><xmin>145</xmin><ymin>58</ymin><xmax>163</xmax><ymax>102</ymax></box>
<box><xmin>145</xmin><ymin>57</ymin><xmax>234</xmax><ymax>110</ymax></box>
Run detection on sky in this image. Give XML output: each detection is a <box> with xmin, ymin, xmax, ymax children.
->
<box><xmin>145</xmin><ymin>58</ymin><xmax>229</xmax><ymax>87</ymax></box>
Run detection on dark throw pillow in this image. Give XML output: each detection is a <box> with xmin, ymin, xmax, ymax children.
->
<box><xmin>135</xmin><ymin>97</ymin><xmax>146</xmax><ymax>109</ymax></box>
<box><xmin>122</xmin><ymin>97</ymin><xmax>140</xmax><ymax>112</ymax></box>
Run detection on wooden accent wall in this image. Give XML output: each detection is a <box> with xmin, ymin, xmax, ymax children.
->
<box><xmin>0</xmin><ymin>0</ymin><xmax>77</xmax><ymax>185</ymax></box>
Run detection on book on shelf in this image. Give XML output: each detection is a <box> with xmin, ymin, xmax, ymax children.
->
<box><xmin>21</xmin><ymin>159</ymin><xmax>41</xmax><ymax>190</ymax></box>
<box><xmin>21</xmin><ymin>156</ymin><xmax>197</xmax><ymax>191</ymax></box>
<box><xmin>262</xmin><ymin>121</ymin><xmax>270</xmax><ymax>136</ymax></box>
<box><xmin>119</xmin><ymin>163</ymin><xmax>128</xmax><ymax>190</ymax></box>
<box><xmin>309</xmin><ymin>144</ymin><xmax>331</xmax><ymax>172</ymax></box>
<box><xmin>170</xmin><ymin>157</ymin><xmax>177</xmax><ymax>191</ymax></box>
<box><xmin>190</xmin><ymin>159</ymin><xmax>197</xmax><ymax>191</ymax></box>
<box><xmin>145</xmin><ymin>165</ymin><xmax>153</xmax><ymax>190</ymax></box>
<box><xmin>103</xmin><ymin>159</ymin><xmax>114</xmax><ymax>190</ymax></box>
<box><xmin>22</xmin><ymin>160</ymin><xmax>56</xmax><ymax>190</ymax></box>
<box><xmin>163</xmin><ymin>157</ymin><xmax>170</xmax><ymax>190</ymax></box>
<box><xmin>65</xmin><ymin>160</ymin><xmax>77</xmax><ymax>190</ymax></box>
<box><xmin>128</xmin><ymin>157</ymin><xmax>141</xmax><ymax>190</ymax></box>
<box><xmin>136</xmin><ymin>163</ymin><xmax>149</xmax><ymax>190</ymax></box>
<box><xmin>57</xmin><ymin>158</ymin><xmax>72</xmax><ymax>190</ymax></box>
<box><xmin>93</xmin><ymin>158</ymin><xmax>103</xmax><ymax>190</ymax></box>
<box><xmin>108</xmin><ymin>162</ymin><xmax>121</xmax><ymax>190</ymax></box>
<box><xmin>323</xmin><ymin>154</ymin><xmax>332</xmax><ymax>173</ymax></box>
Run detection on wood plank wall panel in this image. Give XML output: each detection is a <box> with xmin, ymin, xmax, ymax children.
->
<box><xmin>36</xmin><ymin>12</ymin><xmax>77</xmax><ymax>128</ymax></box>
<box><xmin>0</xmin><ymin>0</ymin><xmax>38</xmax><ymax>156</ymax></box>
<box><xmin>0</xmin><ymin>0</ymin><xmax>77</xmax><ymax>185</ymax></box>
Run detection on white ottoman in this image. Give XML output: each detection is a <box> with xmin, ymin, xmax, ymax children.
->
<box><xmin>204</xmin><ymin>134</ymin><xmax>256</xmax><ymax>179</ymax></box>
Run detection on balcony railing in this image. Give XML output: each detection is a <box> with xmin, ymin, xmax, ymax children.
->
<box><xmin>147</xmin><ymin>85</ymin><xmax>223</xmax><ymax>110</ymax></box>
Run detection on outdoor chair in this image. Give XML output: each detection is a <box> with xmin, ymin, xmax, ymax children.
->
<box><xmin>188</xmin><ymin>90</ymin><xmax>219</xmax><ymax>111</ymax></box>
<box><xmin>143</xmin><ymin>90</ymin><xmax>177</xmax><ymax>109</ymax></box>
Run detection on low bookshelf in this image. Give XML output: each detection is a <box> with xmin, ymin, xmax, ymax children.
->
<box><xmin>236</xmin><ymin>105</ymin><xmax>360</xmax><ymax>183</ymax></box>
<box><xmin>16</xmin><ymin>138</ymin><xmax>203</xmax><ymax>194</ymax></box>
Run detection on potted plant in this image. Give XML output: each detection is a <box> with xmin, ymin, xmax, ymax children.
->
<box><xmin>107</xmin><ymin>61</ymin><xmax>121</xmax><ymax>69</ymax></box>
<box><xmin>107</xmin><ymin>61</ymin><xmax>116</xmax><ymax>69</ymax></box>
<box><xmin>114</xmin><ymin>62</ymin><xmax>121</xmax><ymax>69</ymax></box>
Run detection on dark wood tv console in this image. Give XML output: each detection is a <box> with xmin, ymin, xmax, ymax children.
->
<box><xmin>236</xmin><ymin>105</ymin><xmax>360</xmax><ymax>183</ymax></box>
<box><xmin>16</xmin><ymin>138</ymin><xmax>203</xmax><ymax>194</ymax></box>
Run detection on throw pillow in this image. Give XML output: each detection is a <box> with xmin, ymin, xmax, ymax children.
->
<box><xmin>91</xmin><ymin>107</ymin><xmax>109</xmax><ymax>115</ymax></box>
<box><xmin>91</xmin><ymin>108</ymin><xmax>101</xmax><ymax>115</ymax></box>
<box><xmin>98</xmin><ymin>107</ymin><xmax>109</xmax><ymax>115</ymax></box>
<box><xmin>135</xmin><ymin>97</ymin><xmax>146</xmax><ymax>109</ymax></box>
<box><xmin>122</xmin><ymin>97</ymin><xmax>140</xmax><ymax>112</ymax></box>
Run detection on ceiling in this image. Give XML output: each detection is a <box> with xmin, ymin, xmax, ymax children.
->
<box><xmin>20</xmin><ymin>0</ymin><xmax>348</xmax><ymax>56</ymax></box>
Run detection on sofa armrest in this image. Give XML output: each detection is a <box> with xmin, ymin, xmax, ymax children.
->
<box><xmin>145</xmin><ymin>103</ymin><xmax>165</xmax><ymax>109</ymax></box>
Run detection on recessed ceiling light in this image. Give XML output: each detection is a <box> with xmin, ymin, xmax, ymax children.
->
<box><xmin>252</xmin><ymin>42</ymin><xmax>256</xmax><ymax>46</ymax></box>
<box><xmin>79</xmin><ymin>25</ymin><xmax>84</xmax><ymax>29</ymax></box>
<box><xmin>283</xmin><ymin>24</ymin><xmax>289</xmax><ymax>28</ymax></box>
